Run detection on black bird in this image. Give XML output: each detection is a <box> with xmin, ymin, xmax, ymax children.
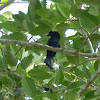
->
<box><xmin>44</xmin><ymin>31</ymin><xmax>60</xmax><ymax>69</ymax></box>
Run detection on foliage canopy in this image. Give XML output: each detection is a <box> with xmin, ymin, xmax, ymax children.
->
<box><xmin>0</xmin><ymin>0</ymin><xmax>100</xmax><ymax>100</ymax></box>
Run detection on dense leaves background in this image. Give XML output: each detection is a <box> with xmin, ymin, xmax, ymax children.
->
<box><xmin>0</xmin><ymin>0</ymin><xmax>100</xmax><ymax>99</ymax></box>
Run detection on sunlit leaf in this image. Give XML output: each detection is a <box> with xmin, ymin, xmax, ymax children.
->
<box><xmin>57</xmin><ymin>4</ymin><xmax>70</xmax><ymax>18</ymax></box>
<box><xmin>88</xmin><ymin>5</ymin><xmax>99</xmax><ymax>16</ymax></box>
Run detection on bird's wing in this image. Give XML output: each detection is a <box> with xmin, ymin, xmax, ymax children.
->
<box><xmin>47</xmin><ymin>38</ymin><xmax>60</xmax><ymax>48</ymax></box>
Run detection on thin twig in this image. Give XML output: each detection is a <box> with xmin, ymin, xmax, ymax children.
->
<box><xmin>15</xmin><ymin>36</ymin><xmax>33</xmax><ymax>56</ymax></box>
<box><xmin>63</xmin><ymin>36</ymin><xmax>80</xmax><ymax>47</ymax></box>
<box><xmin>69</xmin><ymin>58</ymin><xmax>96</xmax><ymax>69</ymax></box>
<box><xmin>69</xmin><ymin>19</ymin><xmax>89</xmax><ymax>35</ymax></box>
<box><xmin>91</xmin><ymin>25</ymin><xmax>100</xmax><ymax>34</ymax></box>
<box><xmin>60</xmin><ymin>65</ymin><xmax>86</xmax><ymax>82</ymax></box>
<box><xmin>0</xmin><ymin>30</ymin><xmax>6</xmax><ymax>35</ymax></box>
<box><xmin>59</xmin><ymin>65</ymin><xmax>97</xmax><ymax>89</ymax></box>
<box><xmin>74</xmin><ymin>25</ymin><xmax>100</xmax><ymax>53</ymax></box>
<box><xmin>78</xmin><ymin>8</ymin><xmax>94</xmax><ymax>53</ymax></box>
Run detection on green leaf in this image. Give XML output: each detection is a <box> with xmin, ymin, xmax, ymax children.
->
<box><xmin>0</xmin><ymin>21</ymin><xmax>20</xmax><ymax>32</ymax></box>
<box><xmin>56</xmin><ymin>22</ymin><xmax>69</xmax><ymax>34</ymax></box>
<box><xmin>45</xmin><ymin>92</ymin><xmax>59</xmax><ymax>100</ymax></box>
<box><xmin>56</xmin><ymin>52</ymin><xmax>67</xmax><ymax>64</ymax></box>
<box><xmin>14</xmin><ymin>95</ymin><xmax>25</xmax><ymax>100</ymax></box>
<box><xmin>62</xmin><ymin>80</ymin><xmax>71</xmax><ymax>87</ymax></box>
<box><xmin>70</xmin><ymin>4</ymin><xmax>79</xmax><ymax>17</ymax></box>
<box><xmin>2</xmin><ymin>11</ymin><xmax>12</xmax><ymax>19</ymax></box>
<box><xmin>90</xmin><ymin>34</ymin><xmax>100</xmax><ymax>43</ymax></box>
<box><xmin>57</xmin><ymin>4</ymin><xmax>70</xmax><ymax>18</ymax></box>
<box><xmin>49</xmin><ymin>15</ymin><xmax>66</xmax><ymax>24</ymax></box>
<box><xmin>22</xmin><ymin>77</ymin><xmax>36</xmax><ymax>98</ymax></box>
<box><xmin>28</xmin><ymin>69</ymin><xmax>52</xmax><ymax>80</ymax></box>
<box><xmin>9</xmin><ymin>32</ymin><xmax>27</xmax><ymax>41</ymax></box>
<box><xmin>0</xmin><ymin>15</ymin><xmax>7</xmax><ymax>22</ymax></box>
<box><xmin>80</xmin><ymin>10</ymin><xmax>98</xmax><ymax>31</ymax></box>
<box><xmin>67</xmin><ymin>55</ymin><xmax>79</xmax><ymax>65</ymax></box>
<box><xmin>2</xmin><ymin>47</ymin><xmax>17</xmax><ymax>66</ymax></box>
<box><xmin>64</xmin><ymin>73</ymin><xmax>75</xmax><ymax>81</ymax></box>
<box><xmin>66</xmin><ymin>33</ymin><xmax>79</xmax><ymax>40</ymax></box>
<box><xmin>75</xmin><ymin>0</ymin><xmax>90</xmax><ymax>4</ymax></box>
<box><xmin>73</xmin><ymin>37</ymin><xmax>85</xmax><ymax>50</ymax></box>
<box><xmin>30</xmin><ymin>24</ymin><xmax>52</xmax><ymax>35</ymax></box>
<box><xmin>35</xmin><ymin>0</ymin><xmax>42</xmax><ymax>10</ymax></box>
<box><xmin>0</xmin><ymin>75</ymin><xmax>14</xmax><ymax>87</ymax></box>
<box><xmin>94</xmin><ymin>87</ymin><xmax>100</xmax><ymax>95</ymax></box>
<box><xmin>55</xmin><ymin>69</ymin><xmax>64</xmax><ymax>85</ymax></box>
<box><xmin>8</xmin><ymin>72</ymin><xmax>22</xmax><ymax>85</ymax></box>
<box><xmin>88</xmin><ymin>5</ymin><xmax>99</xmax><ymax>16</ymax></box>
<box><xmin>21</xmin><ymin>54</ymin><xmax>33</xmax><ymax>69</ymax></box>
<box><xmin>28</xmin><ymin>0</ymin><xmax>42</xmax><ymax>20</ymax></box>
<box><xmin>94</xmin><ymin>60</ymin><xmax>99</xmax><ymax>71</ymax></box>
<box><xmin>36</xmin><ymin>8</ymin><xmax>49</xmax><ymax>19</ymax></box>
<box><xmin>82</xmin><ymin>66</ymin><xmax>91</xmax><ymax>79</ymax></box>
<box><xmin>0</xmin><ymin>81</ymin><xmax>2</xmax><ymax>90</ymax></box>
<box><xmin>32</xmin><ymin>53</ymin><xmax>43</xmax><ymax>65</ymax></box>
<box><xmin>69</xmin><ymin>21</ymin><xmax>79</xmax><ymax>29</ymax></box>
<box><xmin>64</xmin><ymin>90</ymin><xmax>79</xmax><ymax>100</ymax></box>
<box><xmin>70</xmin><ymin>68</ymin><xmax>85</xmax><ymax>79</ymax></box>
<box><xmin>41</xmin><ymin>0</ymin><xmax>46</xmax><ymax>8</ymax></box>
<box><xmin>34</xmin><ymin>19</ymin><xmax>52</xmax><ymax>27</ymax></box>
<box><xmin>13</xmin><ymin>14</ymin><xmax>25</xmax><ymax>30</ymax></box>
<box><xmin>19</xmin><ymin>11</ymin><xmax>26</xmax><ymax>21</ymax></box>
<box><xmin>28</xmin><ymin>1</ymin><xmax>36</xmax><ymax>21</ymax></box>
<box><xmin>67</xmin><ymin>81</ymin><xmax>85</xmax><ymax>90</ymax></box>
<box><xmin>1</xmin><ymin>32</ymin><xmax>27</xmax><ymax>41</ymax></box>
<box><xmin>85</xmin><ymin>90</ymin><xmax>97</xmax><ymax>100</ymax></box>
<box><xmin>0</xmin><ymin>56</ymin><xmax>6</xmax><ymax>69</ymax></box>
<box><xmin>22</xmin><ymin>19</ymin><xmax>31</xmax><ymax>32</ymax></box>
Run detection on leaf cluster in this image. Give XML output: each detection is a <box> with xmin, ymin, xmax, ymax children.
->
<box><xmin>0</xmin><ymin>0</ymin><xmax>100</xmax><ymax>99</ymax></box>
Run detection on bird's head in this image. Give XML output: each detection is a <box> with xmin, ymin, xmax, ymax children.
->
<box><xmin>47</xmin><ymin>31</ymin><xmax>60</xmax><ymax>39</ymax></box>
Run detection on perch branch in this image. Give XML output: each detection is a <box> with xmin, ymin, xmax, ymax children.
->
<box><xmin>0</xmin><ymin>39</ymin><xmax>100</xmax><ymax>59</ymax></box>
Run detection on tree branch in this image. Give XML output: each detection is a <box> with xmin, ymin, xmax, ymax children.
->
<box><xmin>0</xmin><ymin>39</ymin><xmax>100</xmax><ymax>59</ymax></box>
<box><xmin>0</xmin><ymin>0</ymin><xmax>14</xmax><ymax>10</ymax></box>
<box><xmin>78</xmin><ymin>9</ymin><xmax>94</xmax><ymax>53</ymax></box>
<box><xmin>78</xmin><ymin>60</ymin><xmax>100</xmax><ymax>97</ymax></box>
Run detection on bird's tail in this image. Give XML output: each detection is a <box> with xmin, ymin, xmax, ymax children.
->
<box><xmin>44</xmin><ymin>57</ymin><xmax>51</xmax><ymax>69</ymax></box>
